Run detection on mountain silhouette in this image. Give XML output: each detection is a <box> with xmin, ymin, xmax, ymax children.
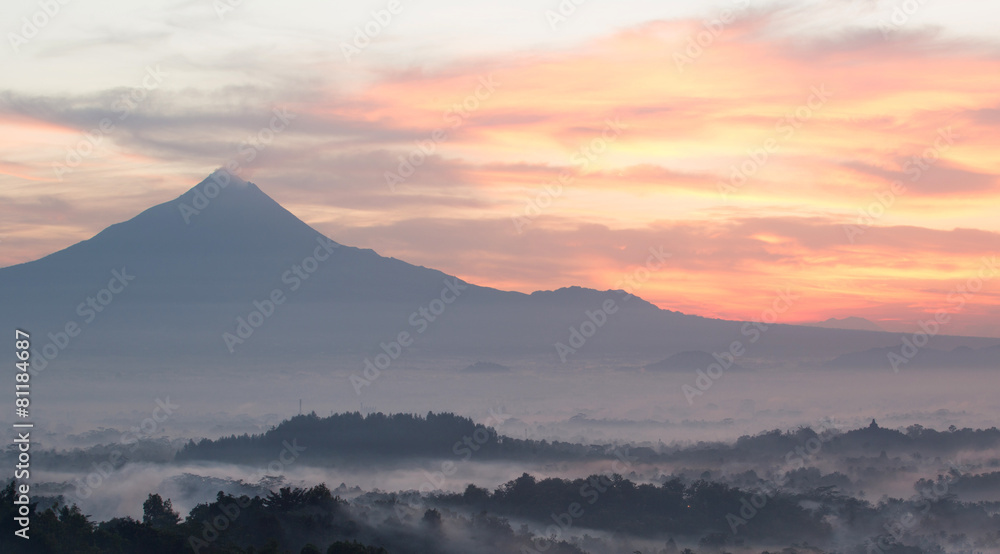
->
<box><xmin>825</xmin><ymin>344</ymin><xmax>1000</xmax><ymax>371</ymax></box>
<box><xmin>644</xmin><ymin>350</ymin><xmax>747</xmax><ymax>372</ymax></box>
<box><xmin>2</xmin><ymin>172</ymin><xmax>994</xmax><ymax>373</ymax></box>
<box><xmin>806</xmin><ymin>317</ymin><xmax>884</xmax><ymax>332</ymax></box>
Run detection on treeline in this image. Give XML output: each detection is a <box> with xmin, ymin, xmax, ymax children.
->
<box><xmin>17</xmin><ymin>412</ymin><xmax>1000</xmax><ymax>477</ymax></box>
<box><xmin>177</xmin><ymin>412</ymin><xmax>500</xmax><ymax>463</ymax></box>
<box><xmin>4</xmin><ymin>474</ymin><xmax>999</xmax><ymax>553</ymax></box>
<box><xmin>0</xmin><ymin>480</ymin><xmax>591</xmax><ymax>554</ymax></box>
<box><xmin>175</xmin><ymin>412</ymin><xmax>599</xmax><ymax>465</ymax></box>
<box><xmin>433</xmin><ymin>472</ymin><xmax>1000</xmax><ymax>551</ymax></box>
<box><xmin>652</xmin><ymin>423</ymin><xmax>1000</xmax><ymax>466</ymax></box>
<box><xmin>0</xmin><ymin>481</ymin><xmax>390</xmax><ymax>554</ymax></box>
<box><xmin>175</xmin><ymin>412</ymin><xmax>1000</xmax><ymax>469</ymax></box>
<box><xmin>436</xmin><ymin>473</ymin><xmax>831</xmax><ymax>543</ymax></box>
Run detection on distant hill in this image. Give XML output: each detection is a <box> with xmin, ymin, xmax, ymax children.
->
<box><xmin>169</xmin><ymin>411</ymin><xmax>1000</xmax><ymax>469</ymax></box>
<box><xmin>806</xmin><ymin>317</ymin><xmax>884</xmax><ymax>332</ymax></box>
<box><xmin>461</xmin><ymin>361</ymin><xmax>511</xmax><ymax>373</ymax></box>
<box><xmin>174</xmin><ymin>411</ymin><xmax>593</xmax><ymax>466</ymax></box>
<box><xmin>644</xmin><ymin>350</ymin><xmax>747</xmax><ymax>372</ymax></box>
<box><xmin>825</xmin><ymin>344</ymin><xmax>1000</xmax><ymax>370</ymax></box>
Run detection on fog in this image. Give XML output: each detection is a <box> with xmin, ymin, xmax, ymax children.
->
<box><xmin>29</xmin><ymin>361</ymin><xmax>1000</xmax><ymax>447</ymax></box>
<box><xmin>16</xmin><ymin>361</ymin><xmax>1000</xmax><ymax>546</ymax></box>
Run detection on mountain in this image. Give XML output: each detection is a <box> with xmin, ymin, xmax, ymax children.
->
<box><xmin>461</xmin><ymin>361</ymin><xmax>511</xmax><ymax>373</ymax></box>
<box><xmin>806</xmin><ymin>317</ymin><xmax>884</xmax><ymax>332</ymax></box>
<box><xmin>1</xmin><ymin>172</ymin><xmax>994</xmax><ymax>374</ymax></box>
<box><xmin>644</xmin><ymin>350</ymin><xmax>747</xmax><ymax>372</ymax></box>
<box><xmin>825</xmin><ymin>344</ymin><xmax>1000</xmax><ymax>371</ymax></box>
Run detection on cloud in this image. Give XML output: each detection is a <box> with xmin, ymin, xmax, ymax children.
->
<box><xmin>842</xmin><ymin>160</ymin><xmax>998</xmax><ymax>195</ymax></box>
<box><xmin>2</xmin><ymin>1</ymin><xmax>999</xmax><ymax>334</ymax></box>
<box><xmin>311</xmin><ymin>212</ymin><xmax>1000</xmax><ymax>334</ymax></box>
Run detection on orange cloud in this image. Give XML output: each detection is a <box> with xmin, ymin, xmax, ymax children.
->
<box><xmin>2</xmin><ymin>6</ymin><xmax>999</xmax><ymax>335</ymax></box>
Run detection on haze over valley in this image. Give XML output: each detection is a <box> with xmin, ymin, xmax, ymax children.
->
<box><xmin>3</xmin><ymin>1</ymin><xmax>1000</xmax><ymax>552</ymax></box>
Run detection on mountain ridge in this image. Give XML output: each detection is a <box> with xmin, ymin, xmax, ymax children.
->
<box><xmin>2</xmin><ymin>171</ymin><xmax>995</xmax><ymax>370</ymax></box>
<box><xmin>806</xmin><ymin>317</ymin><xmax>884</xmax><ymax>332</ymax></box>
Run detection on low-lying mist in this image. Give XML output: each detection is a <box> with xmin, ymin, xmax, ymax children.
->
<box><xmin>10</xmin><ymin>360</ymin><xmax>1000</xmax><ymax>553</ymax></box>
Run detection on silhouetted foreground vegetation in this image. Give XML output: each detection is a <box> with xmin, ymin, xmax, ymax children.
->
<box><xmin>433</xmin><ymin>471</ymin><xmax>1000</xmax><ymax>550</ymax></box>
<box><xmin>6</xmin><ymin>470</ymin><xmax>1000</xmax><ymax>553</ymax></box>
<box><xmin>0</xmin><ymin>481</ymin><xmax>392</xmax><ymax>554</ymax></box>
<box><xmin>437</xmin><ymin>473</ymin><xmax>830</xmax><ymax>542</ymax></box>
<box><xmin>10</xmin><ymin>413</ymin><xmax>1000</xmax><ymax>553</ymax></box>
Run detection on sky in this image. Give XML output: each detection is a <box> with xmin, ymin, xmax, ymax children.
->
<box><xmin>2</xmin><ymin>0</ymin><xmax>1000</xmax><ymax>337</ymax></box>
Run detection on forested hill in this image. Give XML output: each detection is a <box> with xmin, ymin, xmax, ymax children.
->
<box><xmin>175</xmin><ymin>412</ymin><xmax>1000</xmax><ymax>467</ymax></box>
<box><xmin>175</xmin><ymin>412</ymin><xmax>594</xmax><ymax>465</ymax></box>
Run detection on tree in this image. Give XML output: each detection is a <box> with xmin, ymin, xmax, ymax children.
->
<box><xmin>141</xmin><ymin>494</ymin><xmax>180</xmax><ymax>529</ymax></box>
<box><xmin>422</xmin><ymin>508</ymin><xmax>442</xmax><ymax>531</ymax></box>
<box><xmin>327</xmin><ymin>541</ymin><xmax>389</xmax><ymax>554</ymax></box>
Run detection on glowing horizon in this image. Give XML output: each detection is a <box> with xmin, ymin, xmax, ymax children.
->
<box><xmin>2</xmin><ymin>0</ymin><xmax>999</xmax><ymax>337</ymax></box>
